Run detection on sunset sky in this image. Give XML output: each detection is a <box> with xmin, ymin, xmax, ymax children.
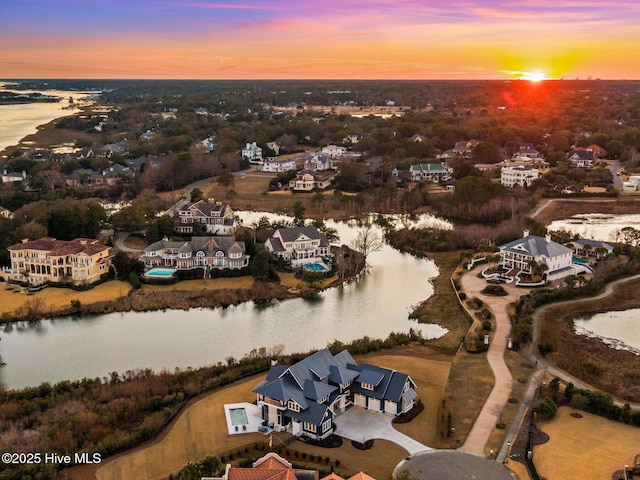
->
<box><xmin>2</xmin><ymin>0</ymin><xmax>639</xmax><ymax>80</ymax></box>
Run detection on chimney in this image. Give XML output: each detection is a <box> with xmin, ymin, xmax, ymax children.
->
<box><xmin>545</xmin><ymin>233</ymin><xmax>552</xmax><ymax>243</ymax></box>
<box><xmin>523</xmin><ymin>229</ymin><xmax>530</xmax><ymax>238</ymax></box>
<box><xmin>270</xmin><ymin>358</ymin><xmax>278</xmax><ymax>367</ymax></box>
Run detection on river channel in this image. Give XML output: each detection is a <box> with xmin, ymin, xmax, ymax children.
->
<box><xmin>0</xmin><ymin>213</ymin><xmax>449</xmax><ymax>390</ymax></box>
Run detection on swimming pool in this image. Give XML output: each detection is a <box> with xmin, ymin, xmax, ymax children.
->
<box><xmin>572</xmin><ymin>257</ymin><xmax>589</xmax><ymax>265</ymax></box>
<box><xmin>229</xmin><ymin>407</ymin><xmax>248</xmax><ymax>426</ymax></box>
<box><xmin>303</xmin><ymin>262</ymin><xmax>329</xmax><ymax>272</ymax></box>
<box><xmin>145</xmin><ymin>267</ymin><xmax>177</xmax><ymax>277</ymax></box>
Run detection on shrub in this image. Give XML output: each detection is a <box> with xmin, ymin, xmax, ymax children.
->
<box><xmin>534</xmin><ymin>396</ymin><xmax>557</xmax><ymax>420</ymax></box>
<box><xmin>128</xmin><ymin>271</ymin><xmax>141</xmax><ymax>289</ymax></box>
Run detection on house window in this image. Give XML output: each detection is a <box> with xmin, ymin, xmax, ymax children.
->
<box><xmin>287</xmin><ymin>400</ymin><xmax>300</xmax><ymax>412</ymax></box>
<box><xmin>303</xmin><ymin>422</ymin><xmax>316</xmax><ymax>432</ymax></box>
<box><xmin>361</xmin><ymin>382</ymin><xmax>374</xmax><ymax>391</ymax></box>
<box><xmin>403</xmin><ymin>381</ymin><xmax>410</xmax><ymax>392</ymax></box>
<box><xmin>322</xmin><ymin>419</ymin><xmax>332</xmax><ymax>432</ymax></box>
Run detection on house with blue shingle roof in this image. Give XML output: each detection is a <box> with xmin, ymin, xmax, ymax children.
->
<box><xmin>253</xmin><ymin>348</ymin><xmax>417</xmax><ymax>440</ymax></box>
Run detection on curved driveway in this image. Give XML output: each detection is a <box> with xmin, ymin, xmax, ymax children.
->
<box><xmin>458</xmin><ymin>271</ymin><xmax>522</xmax><ymax>456</ymax></box>
<box><xmin>333</xmin><ymin>406</ymin><xmax>430</xmax><ymax>455</ymax></box>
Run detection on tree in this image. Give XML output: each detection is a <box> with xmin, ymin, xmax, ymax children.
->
<box><xmin>350</xmin><ymin>221</ymin><xmax>384</xmax><ymax>266</ymax></box>
<box><xmin>472</xmin><ymin>141</ymin><xmax>503</xmax><ymax>164</ymax></box>
<box><xmin>217</xmin><ymin>169</ymin><xmax>234</xmax><ymax>187</ymax></box>
<box><xmin>250</xmin><ymin>250</ymin><xmax>272</xmax><ymax>281</ymax></box>
<box><xmin>190</xmin><ymin>187</ymin><xmax>204</xmax><ymax>202</ymax></box>
<box><xmin>112</xmin><ymin>204</ymin><xmax>147</xmax><ymax>233</ymax></box>
<box><xmin>292</xmin><ymin>201</ymin><xmax>306</xmax><ymax>227</ymax></box>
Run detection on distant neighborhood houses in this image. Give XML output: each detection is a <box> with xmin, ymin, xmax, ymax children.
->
<box><xmin>242</xmin><ymin>142</ymin><xmax>263</xmax><ymax>163</ymax></box>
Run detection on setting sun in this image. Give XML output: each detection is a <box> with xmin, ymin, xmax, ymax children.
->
<box><xmin>523</xmin><ymin>72</ymin><xmax>548</xmax><ymax>82</ymax></box>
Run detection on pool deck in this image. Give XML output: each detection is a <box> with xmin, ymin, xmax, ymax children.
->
<box><xmin>223</xmin><ymin>402</ymin><xmax>263</xmax><ymax>435</ymax></box>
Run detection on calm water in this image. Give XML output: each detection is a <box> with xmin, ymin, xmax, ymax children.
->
<box><xmin>0</xmin><ymin>86</ymin><xmax>92</xmax><ymax>153</ymax></box>
<box><xmin>0</xmin><ymin>213</ymin><xmax>450</xmax><ymax>390</ymax></box>
<box><xmin>574</xmin><ymin>310</ymin><xmax>640</xmax><ymax>354</ymax></box>
<box><xmin>548</xmin><ymin>213</ymin><xmax>640</xmax><ymax>242</ymax></box>
<box><xmin>548</xmin><ymin>213</ymin><xmax>640</xmax><ymax>353</ymax></box>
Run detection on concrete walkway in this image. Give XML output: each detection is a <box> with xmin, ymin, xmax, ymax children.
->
<box><xmin>458</xmin><ymin>269</ymin><xmax>523</xmax><ymax>456</ymax></box>
<box><xmin>333</xmin><ymin>407</ymin><xmax>431</xmax><ymax>455</ymax></box>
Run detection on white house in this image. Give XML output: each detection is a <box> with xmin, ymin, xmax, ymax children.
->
<box><xmin>409</xmin><ymin>163</ymin><xmax>451</xmax><ymax>183</ymax></box>
<box><xmin>261</xmin><ymin>158</ymin><xmax>296</xmax><ymax>173</ymax></box>
<box><xmin>175</xmin><ymin>200</ymin><xmax>237</xmax><ymax>235</ymax></box>
<box><xmin>499</xmin><ymin>230</ymin><xmax>574</xmax><ymax>281</ymax></box>
<box><xmin>288</xmin><ymin>171</ymin><xmax>334</xmax><ymax>191</ymax></box>
<box><xmin>141</xmin><ymin>236</ymin><xmax>249</xmax><ymax>272</ymax></box>
<box><xmin>566</xmin><ymin>150</ymin><xmax>595</xmax><ymax>168</ymax></box>
<box><xmin>242</xmin><ymin>142</ymin><xmax>263</xmax><ymax>163</ymax></box>
<box><xmin>500</xmin><ymin>165</ymin><xmax>540</xmax><ymax>188</ymax></box>
<box><xmin>264</xmin><ymin>226</ymin><xmax>330</xmax><ymax>266</ymax></box>
<box><xmin>321</xmin><ymin>145</ymin><xmax>347</xmax><ymax>159</ymax></box>
<box><xmin>304</xmin><ymin>154</ymin><xmax>334</xmax><ymax>171</ymax></box>
<box><xmin>202</xmin><ymin>137</ymin><xmax>215</xmax><ymax>153</ymax></box>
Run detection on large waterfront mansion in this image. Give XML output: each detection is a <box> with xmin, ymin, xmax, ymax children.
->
<box><xmin>3</xmin><ymin>237</ymin><xmax>112</xmax><ymax>287</ymax></box>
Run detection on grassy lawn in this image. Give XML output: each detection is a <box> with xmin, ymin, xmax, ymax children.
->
<box><xmin>535</xmin><ymin>407</ymin><xmax>640</xmax><ymax>480</ymax></box>
<box><xmin>0</xmin><ymin>281</ymin><xmax>132</xmax><ymax>318</ymax></box>
<box><xmin>441</xmin><ymin>349</ymin><xmax>494</xmax><ymax>448</ymax></box>
<box><xmin>278</xmin><ymin>271</ymin><xmax>339</xmax><ymax>292</ymax></box>
<box><xmin>73</xmin><ymin>347</ymin><xmax>450</xmax><ymax>480</ymax></box>
<box><xmin>360</xmin><ymin>349</ymin><xmax>452</xmax><ymax>447</ymax></box>
<box><xmin>140</xmin><ymin>277</ymin><xmax>255</xmax><ymax>293</ymax></box>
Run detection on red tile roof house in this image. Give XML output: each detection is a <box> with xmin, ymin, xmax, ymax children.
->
<box><xmin>205</xmin><ymin>452</ymin><xmax>377</xmax><ymax>480</ymax></box>
<box><xmin>4</xmin><ymin>237</ymin><xmax>112</xmax><ymax>287</ymax></box>
<box><xmin>253</xmin><ymin>349</ymin><xmax>417</xmax><ymax>441</ymax></box>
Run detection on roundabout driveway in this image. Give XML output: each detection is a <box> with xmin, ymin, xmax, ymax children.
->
<box><xmin>396</xmin><ymin>450</ymin><xmax>516</xmax><ymax>480</ymax></box>
<box><xmin>333</xmin><ymin>407</ymin><xmax>431</xmax><ymax>455</ymax></box>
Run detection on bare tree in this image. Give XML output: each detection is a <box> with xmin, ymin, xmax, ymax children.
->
<box><xmin>350</xmin><ymin>221</ymin><xmax>384</xmax><ymax>266</ymax></box>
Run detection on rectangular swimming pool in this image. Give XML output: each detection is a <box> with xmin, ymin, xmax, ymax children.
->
<box><xmin>229</xmin><ymin>407</ymin><xmax>248</xmax><ymax>426</ymax></box>
<box><xmin>145</xmin><ymin>267</ymin><xmax>176</xmax><ymax>277</ymax></box>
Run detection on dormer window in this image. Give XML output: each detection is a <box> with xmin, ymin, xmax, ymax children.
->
<box><xmin>288</xmin><ymin>400</ymin><xmax>300</xmax><ymax>412</ymax></box>
<box><xmin>361</xmin><ymin>382</ymin><xmax>374</xmax><ymax>391</ymax></box>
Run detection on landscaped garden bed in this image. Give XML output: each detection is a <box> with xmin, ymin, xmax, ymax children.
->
<box><xmin>392</xmin><ymin>399</ymin><xmax>424</xmax><ymax>424</ymax></box>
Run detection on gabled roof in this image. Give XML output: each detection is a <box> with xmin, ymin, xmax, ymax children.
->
<box><xmin>571</xmin><ymin>238</ymin><xmax>614</xmax><ymax>251</ymax></box>
<box><xmin>500</xmin><ymin>235</ymin><xmax>572</xmax><ymax>258</ymax></box>
<box><xmin>287</xmin><ymin>400</ymin><xmax>331</xmax><ymax>425</ymax></box>
<box><xmin>275</xmin><ymin>227</ymin><xmax>328</xmax><ymax>246</ymax></box>
<box><xmin>303</xmin><ymin>379</ymin><xmax>337</xmax><ymax>402</ymax></box>
<box><xmin>328</xmin><ymin>365</ymin><xmax>360</xmax><ymax>385</ymax></box>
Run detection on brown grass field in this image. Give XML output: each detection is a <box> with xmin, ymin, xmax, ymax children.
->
<box><xmin>442</xmin><ymin>349</ymin><xmax>494</xmax><ymax>448</ymax></box>
<box><xmin>535</xmin><ymin>407</ymin><xmax>640</xmax><ymax>480</ymax></box>
<box><xmin>0</xmin><ymin>281</ymin><xmax>132</xmax><ymax>318</ymax></box>
<box><xmin>535</xmin><ymin>197</ymin><xmax>640</xmax><ymax>225</ymax></box>
<box><xmin>70</xmin><ymin>346</ymin><xmax>451</xmax><ymax>480</ymax></box>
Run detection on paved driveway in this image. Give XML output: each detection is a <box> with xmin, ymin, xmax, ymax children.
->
<box><xmin>333</xmin><ymin>407</ymin><xmax>431</xmax><ymax>455</ymax></box>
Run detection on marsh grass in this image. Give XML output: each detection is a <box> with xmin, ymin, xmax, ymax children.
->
<box><xmin>538</xmin><ymin>278</ymin><xmax>640</xmax><ymax>403</ymax></box>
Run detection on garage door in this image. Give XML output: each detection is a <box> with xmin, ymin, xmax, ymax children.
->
<box><xmin>354</xmin><ymin>394</ymin><xmax>366</xmax><ymax>407</ymax></box>
<box><xmin>368</xmin><ymin>398</ymin><xmax>380</xmax><ymax>412</ymax></box>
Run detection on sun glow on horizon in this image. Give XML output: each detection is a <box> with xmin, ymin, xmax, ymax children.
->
<box><xmin>522</xmin><ymin>71</ymin><xmax>548</xmax><ymax>82</ymax></box>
